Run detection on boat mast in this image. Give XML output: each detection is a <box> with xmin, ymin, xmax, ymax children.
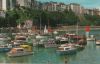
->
<box><xmin>40</xmin><ymin>14</ymin><xmax>42</xmax><ymax>34</ymax></box>
<box><xmin>76</xmin><ymin>22</ymin><xmax>78</xmax><ymax>35</ymax></box>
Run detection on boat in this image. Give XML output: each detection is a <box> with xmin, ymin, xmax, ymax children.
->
<box><xmin>15</xmin><ymin>34</ymin><xmax>27</xmax><ymax>42</ymax></box>
<box><xmin>0</xmin><ymin>34</ymin><xmax>11</xmax><ymax>41</ymax></box>
<box><xmin>0</xmin><ymin>44</ymin><xmax>12</xmax><ymax>52</ymax></box>
<box><xmin>11</xmin><ymin>33</ymin><xmax>28</xmax><ymax>45</ymax></box>
<box><xmin>86</xmin><ymin>35</ymin><xmax>95</xmax><ymax>41</ymax></box>
<box><xmin>7</xmin><ymin>45</ymin><xmax>33</xmax><ymax>57</ymax></box>
<box><xmin>56</xmin><ymin>44</ymin><xmax>77</xmax><ymax>55</ymax></box>
<box><xmin>96</xmin><ymin>40</ymin><xmax>100</xmax><ymax>45</ymax></box>
<box><xmin>44</xmin><ymin>39</ymin><xmax>58</xmax><ymax>48</ymax></box>
<box><xmin>75</xmin><ymin>44</ymin><xmax>85</xmax><ymax>50</ymax></box>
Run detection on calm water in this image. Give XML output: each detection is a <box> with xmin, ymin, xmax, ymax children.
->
<box><xmin>0</xmin><ymin>30</ymin><xmax>100</xmax><ymax>64</ymax></box>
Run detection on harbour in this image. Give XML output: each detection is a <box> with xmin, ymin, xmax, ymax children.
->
<box><xmin>0</xmin><ymin>29</ymin><xmax>100</xmax><ymax>64</ymax></box>
<box><xmin>0</xmin><ymin>0</ymin><xmax>100</xmax><ymax>63</ymax></box>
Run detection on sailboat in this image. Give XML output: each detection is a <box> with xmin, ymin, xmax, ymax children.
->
<box><xmin>44</xmin><ymin>25</ymin><xmax>48</xmax><ymax>34</ymax></box>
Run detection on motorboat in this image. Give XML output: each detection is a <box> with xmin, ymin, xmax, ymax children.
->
<box><xmin>87</xmin><ymin>35</ymin><xmax>95</xmax><ymax>41</ymax></box>
<box><xmin>7</xmin><ymin>45</ymin><xmax>33</xmax><ymax>57</ymax></box>
<box><xmin>15</xmin><ymin>35</ymin><xmax>27</xmax><ymax>42</ymax></box>
<box><xmin>96</xmin><ymin>40</ymin><xmax>100</xmax><ymax>45</ymax></box>
<box><xmin>56</xmin><ymin>44</ymin><xmax>77</xmax><ymax>55</ymax></box>
<box><xmin>11</xmin><ymin>33</ymin><xmax>28</xmax><ymax>45</ymax></box>
<box><xmin>44</xmin><ymin>39</ymin><xmax>58</xmax><ymax>48</ymax></box>
<box><xmin>0</xmin><ymin>44</ymin><xmax>12</xmax><ymax>52</ymax></box>
<box><xmin>0</xmin><ymin>34</ymin><xmax>11</xmax><ymax>41</ymax></box>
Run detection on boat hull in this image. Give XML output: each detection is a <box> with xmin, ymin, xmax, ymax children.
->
<box><xmin>0</xmin><ymin>48</ymin><xmax>11</xmax><ymax>52</ymax></box>
<box><xmin>95</xmin><ymin>40</ymin><xmax>100</xmax><ymax>45</ymax></box>
<box><xmin>56</xmin><ymin>49</ymin><xmax>77</xmax><ymax>55</ymax></box>
<box><xmin>7</xmin><ymin>52</ymin><xmax>33</xmax><ymax>57</ymax></box>
<box><xmin>87</xmin><ymin>38</ymin><xmax>95</xmax><ymax>41</ymax></box>
<box><xmin>44</xmin><ymin>44</ymin><xmax>58</xmax><ymax>48</ymax></box>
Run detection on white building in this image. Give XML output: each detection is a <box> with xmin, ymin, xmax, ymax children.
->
<box><xmin>68</xmin><ymin>3</ymin><xmax>84</xmax><ymax>15</ymax></box>
<box><xmin>0</xmin><ymin>0</ymin><xmax>16</xmax><ymax>11</ymax></box>
<box><xmin>42</xmin><ymin>2</ymin><xmax>66</xmax><ymax>12</ymax></box>
<box><xmin>2</xmin><ymin>0</ymin><xmax>9</xmax><ymax>10</ymax></box>
<box><xmin>17</xmin><ymin>0</ymin><xmax>32</xmax><ymax>7</ymax></box>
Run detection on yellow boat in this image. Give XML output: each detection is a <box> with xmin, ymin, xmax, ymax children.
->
<box><xmin>7</xmin><ymin>45</ymin><xmax>33</xmax><ymax>57</ymax></box>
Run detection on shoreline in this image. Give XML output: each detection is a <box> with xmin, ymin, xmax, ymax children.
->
<box><xmin>0</xmin><ymin>26</ymin><xmax>100</xmax><ymax>33</ymax></box>
<box><xmin>54</xmin><ymin>26</ymin><xmax>100</xmax><ymax>31</ymax></box>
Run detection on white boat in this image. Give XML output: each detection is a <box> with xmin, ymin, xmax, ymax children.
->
<box><xmin>0</xmin><ymin>34</ymin><xmax>11</xmax><ymax>41</ymax></box>
<box><xmin>56</xmin><ymin>44</ymin><xmax>77</xmax><ymax>55</ymax></box>
<box><xmin>87</xmin><ymin>35</ymin><xmax>95</xmax><ymax>41</ymax></box>
<box><xmin>15</xmin><ymin>35</ymin><xmax>27</xmax><ymax>41</ymax></box>
<box><xmin>7</xmin><ymin>45</ymin><xmax>33</xmax><ymax>57</ymax></box>
<box><xmin>96</xmin><ymin>40</ymin><xmax>100</xmax><ymax>45</ymax></box>
<box><xmin>12</xmin><ymin>34</ymin><xmax>27</xmax><ymax>45</ymax></box>
<box><xmin>36</xmin><ymin>34</ymin><xmax>45</xmax><ymax>39</ymax></box>
<box><xmin>44</xmin><ymin>39</ymin><xmax>58</xmax><ymax>48</ymax></box>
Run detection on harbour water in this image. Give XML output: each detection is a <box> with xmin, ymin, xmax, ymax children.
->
<box><xmin>0</xmin><ymin>30</ymin><xmax>100</xmax><ymax>64</ymax></box>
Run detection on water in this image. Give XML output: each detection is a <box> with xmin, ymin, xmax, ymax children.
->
<box><xmin>0</xmin><ymin>30</ymin><xmax>100</xmax><ymax>64</ymax></box>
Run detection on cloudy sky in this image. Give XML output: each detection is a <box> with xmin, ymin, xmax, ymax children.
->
<box><xmin>37</xmin><ymin>0</ymin><xmax>100</xmax><ymax>9</ymax></box>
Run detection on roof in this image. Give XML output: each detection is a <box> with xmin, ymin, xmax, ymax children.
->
<box><xmin>20</xmin><ymin>45</ymin><xmax>30</xmax><ymax>48</ymax></box>
<box><xmin>12</xmin><ymin>48</ymin><xmax>23</xmax><ymax>50</ymax></box>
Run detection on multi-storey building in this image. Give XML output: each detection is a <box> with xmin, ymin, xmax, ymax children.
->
<box><xmin>10</xmin><ymin>0</ymin><xmax>16</xmax><ymax>10</ymax></box>
<box><xmin>84</xmin><ymin>9</ymin><xmax>94</xmax><ymax>15</ymax></box>
<box><xmin>58</xmin><ymin>3</ymin><xmax>66</xmax><ymax>12</ymax></box>
<box><xmin>84</xmin><ymin>9</ymin><xmax>100</xmax><ymax>16</ymax></box>
<box><xmin>0</xmin><ymin>0</ymin><xmax>2</xmax><ymax>10</ymax></box>
<box><xmin>2</xmin><ymin>0</ymin><xmax>10</xmax><ymax>10</ymax></box>
<box><xmin>0</xmin><ymin>0</ymin><xmax>16</xmax><ymax>11</ymax></box>
<box><xmin>47</xmin><ymin>2</ymin><xmax>59</xmax><ymax>11</ymax></box>
<box><xmin>93</xmin><ymin>9</ymin><xmax>100</xmax><ymax>16</ymax></box>
<box><xmin>68</xmin><ymin>3</ymin><xmax>84</xmax><ymax>15</ymax></box>
<box><xmin>16</xmin><ymin>0</ymin><xmax>32</xmax><ymax>8</ymax></box>
<box><xmin>42</xmin><ymin>2</ymin><xmax>66</xmax><ymax>12</ymax></box>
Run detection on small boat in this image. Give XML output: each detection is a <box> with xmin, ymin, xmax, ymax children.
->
<box><xmin>44</xmin><ymin>39</ymin><xmax>58</xmax><ymax>48</ymax></box>
<box><xmin>56</xmin><ymin>44</ymin><xmax>77</xmax><ymax>55</ymax></box>
<box><xmin>7</xmin><ymin>45</ymin><xmax>33</xmax><ymax>57</ymax></box>
<box><xmin>75</xmin><ymin>44</ymin><xmax>85</xmax><ymax>50</ymax></box>
<box><xmin>15</xmin><ymin>35</ymin><xmax>27</xmax><ymax>42</ymax></box>
<box><xmin>0</xmin><ymin>34</ymin><xmax>11</xmax><ymax>41</ymax></box>
<box><xmin>0</xmin><ymin>44</ymin><xmax>12</xmax><ymax>52</ymax></box>
<box><xmin>87</xmin><ymin>35</ymin><xmax>95</xmax><ymax>41</ymax></box>
<box><xmin>96</xmin><ymin>40</ymin><xmax>100</xmax><ymax>45</ymax></box>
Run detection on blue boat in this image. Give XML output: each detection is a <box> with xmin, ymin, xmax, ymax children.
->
<box><xmin>0</xmin><ymin>45</ymin><xmax>12</xmax><ymax>52</ymax></box>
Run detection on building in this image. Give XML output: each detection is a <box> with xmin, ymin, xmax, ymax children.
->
<box><xmin>9</xmin><ymin>0</ymin><xmax>17</xmax><ymax>10</ymax></box>
<box><xmin>58</xmin><ymin>3</ymin><xmax>66</xmax><ymax>12</ymax></box>
<box><xmin>47</xmin><ymin>2</ymin><xmax>59</xmax><ymax>11</ymax></box>
<box><xmin>68</xmin><ymin>3</ymin><xmax>84</xmax><ymax>15</ymax></box>
<box><xmin>84</xmin><ymin>9</ymin><xmax>94</xmax><ymax>15</ymax></box>
<box><xmin>0</xmin><ymin>0</ymin><xmax>16</xmax><ymax>11</ymax></box>
<box><xmin>42</xmin><ymin>2</ymin><xmax>66</xmax><ymax>12</ymax></box>
<box><xmin>93</xmin><ymin>9</ymin><xmax>100</xmax><ymax>16</ymax></box>
<box><xmin>2</xmin><ymin>0</ymin><xmax>10</xmax><ymax>10</ymax></box>
<box><xmin>0</xmin><ymin>0</ymin><xmax>2</xmax><ymax>10</ymax></box>
<box><xmin>16</xmin><ymin>0</ymin><xmax>32</xmax><ymax>8</ymax></box>
<box><xmin>34</xmin><ymin>1</ymin><xmax>43</xmax><ymax>10</ymax></box>
<box><xmin>84</xmin><ymin>9</ymin><xmax>100</xmax><ymax>16</ymax></box>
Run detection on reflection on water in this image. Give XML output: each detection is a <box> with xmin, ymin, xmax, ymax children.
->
<box><xmin>0</xmin><ymin>41</ymin><xmax>100</xmax><ymax>64</ymax></box>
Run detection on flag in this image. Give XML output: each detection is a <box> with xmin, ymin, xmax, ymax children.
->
<box><xmin>85</xmin><ymin>26</ymin><xmax>90</xmax><ymax>32</ymax></box>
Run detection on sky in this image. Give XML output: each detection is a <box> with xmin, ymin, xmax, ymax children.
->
<box><xmin>37</xmin><ymin>0</ymin><xmax>100</xmax><ymax>9</ymax></box>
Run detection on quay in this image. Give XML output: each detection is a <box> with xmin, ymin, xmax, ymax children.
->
<box><xmin>54</xmin><ymin>26</ymin><xmax>100</xmax><ymax>31</ymax></box>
